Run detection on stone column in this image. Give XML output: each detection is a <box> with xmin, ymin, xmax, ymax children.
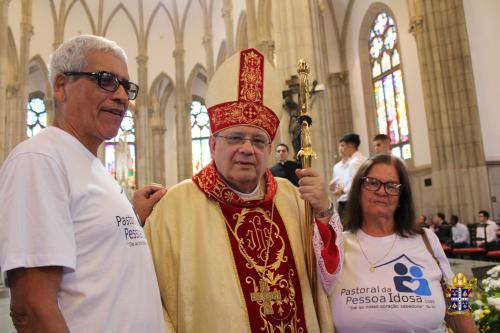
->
<box><xmin>245</xmin><ymin>0</ymin><xmax>257</xmax><ymax>47</ymax></box>
<box><xmin>12</xmin><ymin>0</ymin><xmax>33</xmax><ymax>146</ymax></box>
<box><xmin>408</xmin><ymin>0</ymin><xmax>490</xmax><ymax>222</ymax></box>
<box><xmin>327</xmin><ymin>71</ymin><xmax>353</xmax><ymax>149</ymax></box>
<box><xmin>173</xmin><ymin>48</ymin><xmax>192</xmax><ymax>181</ymax></box>
<box><xmin>151</xmin><ymin>124</ymin><xmax>166</xmax><ymax>184</ymax></box>
<box><xmin>135</xmin><ymin>54</ymin><xmax>153</xmax><ymax>187</ymax></box>
<box><xmin>0</xmin><ymin>0</ymin><xmax>11</xmax><ymax>162</ymax></box>
<box><xmin>202</xmin><ymin>33</ymin><xmax>214</xmax><ymax>78</ymax></box>
<box><xmin>222</xmin><ymin>0</ymin><xmax>234</xmax><ymax>55</ymax></box>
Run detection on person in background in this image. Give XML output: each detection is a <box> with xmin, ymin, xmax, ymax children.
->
<box><xmin>433</xmin><ymin>212</ymin><xmax>452</xmax><ymax>244</ymax></box>
<box><xmin>417</xmin><ymin>214</ymin><xmax>430</xmax><ymax>229</ymax></box>
<box><xmin>450</xmin><ymin>214</ymin><xmax>470</xmax><ymax>248</ymax></box>
<box><xmin>0</xmin><ymin>35</ymin><xmax>166</xmax><ymax>333</ymax></box>
<box><xmin>329</xmin><ymin>133</ymin><xmax>366</xmax><ymax>219</ymax></box>
<box><xmin>476</xmin><ymin>210</ymin><xmax>499</xmax><ymax>249</ymax></box>
<box><xmin>270</xmin><ymin>143</ymin><xmax>300</xmax><ymax>186</ymax></box>
<box><xmin>372</xmin><ymin>133</ymin><xmax>391</xmax><ymax>155</ymax></box>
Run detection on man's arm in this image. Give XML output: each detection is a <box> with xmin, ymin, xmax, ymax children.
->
<box><xmin>132</xmin><ymin>183</ymin><xmax>167</xmax><ymax>225</ymax></box>
<box><xmin>9</xmin><ymin>266</ymin><xmax>69</xmax><ymax>333</ymax></box>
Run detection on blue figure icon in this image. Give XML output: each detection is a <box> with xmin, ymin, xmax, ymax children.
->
<box><xmin>409</xmin><ymin>266</ymin><xmax>431</xmax><ymax>296</ymax></box>
<box><xmin>393</xmin><ymin>263</ymin><xmax>413</xmax><ymax>292</ymax></box>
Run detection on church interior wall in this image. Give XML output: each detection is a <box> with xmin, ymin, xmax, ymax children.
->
<box><xmin>463</xmin><ymin>0</ymin><xmax>500</xmax><ymax>162</ymax></box>
<box><xmin>2</xmin><ymin>0</ymin><xmax>498</xmax><ymax>218</ymax></box>
<box><xmin>105</xmin><ymin>10</ymin><xmax>139</xmax><ymax>82</ymax></box>
<box><xmin>146</xmin><ymin>6</ymin><xmax>176</xmax><ymax>91</ymax></box>
<box><xmin>183</xmin><ymin>2</ymin><xmax>208</xmax><ymax>81</ymax></box>
<box><xmin>343</xmin><ymin>0</ymin><xmax>431</xmax><ymax>167</ymax></box>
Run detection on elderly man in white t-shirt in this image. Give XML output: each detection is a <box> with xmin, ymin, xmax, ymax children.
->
<box><xmin>329</xmin><ymin>133</ymin><xmax>366</xmax><ymax>219</ymax></box>
<box><xmin>0</xmin><ymin>35</ymin><xmax>166</xmax><ymax>332</ymax></box>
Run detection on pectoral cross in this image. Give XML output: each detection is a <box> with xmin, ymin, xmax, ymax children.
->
<box><xmin>250</xmin><ymin>279</ymin><xmax>282</xmax><ymax>315</ymax></box>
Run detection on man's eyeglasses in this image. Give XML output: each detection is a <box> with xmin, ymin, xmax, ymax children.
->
<box><xmin>361</xmin><ymin>176</ymin><xmax>402</xmax><ymax>196</ymax></box>
<box><xmin>216</xmin><ymin>134</ymin><xmax>270</xmax><ymax>150</ymax></box>
<box><xmin>64</xmin><ymin>71</ymin><xmax>139</xmax><ymax>100</ymax></box>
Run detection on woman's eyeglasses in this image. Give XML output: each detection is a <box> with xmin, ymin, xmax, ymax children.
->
<box><xmin>64</xmin><ymin>71</ymin><xmax>139</xmax><ymax>100</ymax></box>
<box><xmin>362</xmin><ymin>176</ymin><xmax>402</xmax><ymax>196</ymax></box>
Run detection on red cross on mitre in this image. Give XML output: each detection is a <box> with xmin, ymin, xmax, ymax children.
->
<box><xmin>208</xmin><ymin>48</ymin><xmax>280</xmax><ymax>139</ymax></box>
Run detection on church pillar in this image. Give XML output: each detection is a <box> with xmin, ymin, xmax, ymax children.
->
<box><xmin>222</xmin><ymin>0</ymin><xmax>234</xmax><ymax>55</ymax></box>
<box><xmin>151</xmin><ymin>122</ymin><xmax>166</xmax><ymax>184</ymax></box>
<box><xmin>245</xmin><ymin>0</ymin><xmax>257</xmax><ymax>47</ymax></box>
<box><xmin>135</xmin><ymin>54</ymin><xmax>153</xmax><ymax>187</ymax></box>
<box><xmin>173</xmin><ymin>48</ymin><xmax>192</xmax><ymax>181</ymax></box>
<box><xmin>202</xmin><ymin>33</ymin><xmax>214</xmax><ymax>79</ymax></box>
<box><xmin>11</xmin><ymin>0</ymin><xmax>32</xmax><ymax>147</ymax></box>
<box><xmin>327</xmin><ymin>71</ymin><xmax>353</xmax><ymax>150</ymax></box>
<box><xmin>0</xmin><ymin>0</ymin><xmax>11</xmax><ymax>162</ymax></box>
<box><xmin>408</xmin><ymin>0</ymin><xmax>490</xmax><ymax>222</ymax></box>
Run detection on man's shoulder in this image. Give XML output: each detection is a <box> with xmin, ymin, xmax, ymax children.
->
<box><xmin>270</xmin><ymin>163</ymin><xmax>281</xmax><ymax>171</ymax></box>
<box><xmin>284</xmin><ymin>160</ymin><xmax>300</xmax><ymax>168</ymax></box>
<box><xmin>350</xmin><ymin>151</ymin><xmax>367</xmax><ymax>164</ymax></box>
<box><xmin>3</xmin><ymin>128</ymin><xmax>64</xmax><ymax>165</ymax></box>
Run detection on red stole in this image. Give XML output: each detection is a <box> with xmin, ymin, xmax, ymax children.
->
<box><xmin>193</xmin><ymin>161</ymin><xmax>308</xmax><ymax>332</ymax></box>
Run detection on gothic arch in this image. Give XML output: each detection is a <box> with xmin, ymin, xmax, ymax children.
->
<box><xmin>63</xmin><ymin>0</ymin><xmax>97</xmax><ymax>35</ymax></box>
<box><xmin>186</xmin><ymin>63</ymin><xmax>207</xmax><ymax>104</ymax></box>
<box><xmin>149</xmin><ymin>72</ymin><xmax>175</xmax><ymax>119</ymax></box>
<box><xmin>145</xmin><ymin>2</ymin><xmax>176</xmax><ymax>47</ymax></box>
<box><xmin>103</xmin><ymin>3</ymin><xmax>139</xmax><ymax>41</ymax></box>
<box><xmin>149</xmin><ymin>72</ymin><xmax>175</xmax><ymax>185</ymax></box>
<box><xmin>28</xmin><ymin>55</ymin><xmax>50</xmax><ymax>95</ymax></box>
<box><xmin>235</xmin><ymin>11</ymin><xmax>248</xmax><ymax>52</ymax></box>
<box><xmin>216</xmin><ymin>40</ymin><xmax>227</xmax><ymax>69</ymax></box>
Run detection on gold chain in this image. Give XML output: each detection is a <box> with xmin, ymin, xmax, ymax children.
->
<box><xmin>223</xmin><ymin>200</ymin><xmax>276</xmax><ymax>281</ymax></box>
<box><xmin>355</xmin><ymin>232</ymin><xmax>397</xmax><ymax>272</ymax></box>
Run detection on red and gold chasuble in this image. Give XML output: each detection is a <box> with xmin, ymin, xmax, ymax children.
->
<box><xmin>193</xmin><ymin>162</ymin><xmax>308</xmax><ymax>332</ymax></box>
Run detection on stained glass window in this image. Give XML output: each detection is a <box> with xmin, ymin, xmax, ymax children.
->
<box><xmin>191</xmin><ymin>101</ymin><xmax>211</xmax><ymax>174</ymax></box>
<box><xmin>26</xmin><ymin>97</ymin><xmax>47</xmax><ymax>137</ymax></box>
<box><xmin>370</xmin><ymin>12</ymin><xmax>411</xmax><ymax>159</ymax></box>
<box><xmin>104</xmin><ymin>110</ymin><xmax>136</xmax><ymax>194</ymax></box>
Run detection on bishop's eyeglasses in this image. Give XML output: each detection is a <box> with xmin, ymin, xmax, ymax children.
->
<box><xmin>64</xmin><ymin>71</ymin><xmax>139</xmax><ymax>100</ymax></box>
<box><xmin>361</xmin><ymin>176</ymin><xmax>402</xmax><ymax>196</ymax></box>
<box><xmin>215</xmin><ymin>134</ymin><xmax>271</xmax><ymax>150</ymax></box>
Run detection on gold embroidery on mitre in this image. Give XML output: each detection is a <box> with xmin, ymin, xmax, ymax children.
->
<box><xmin>239</xmin><ymin>50</ymin><xmax>263</xmax><ymax>103</ymax></box>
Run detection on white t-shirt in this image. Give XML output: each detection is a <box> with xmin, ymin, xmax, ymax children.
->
<box><xmin>452</xmin><ymin>223</ymin><xmax>470</xmax><ymax>244</ymax></box>
<box><xmin>332</xmin><ymin>151</ymin><xmax>366</xmax><ymax>202</ymax></box>
<box><xmin>330</xmin><ymin>228</ymin><xmax>453</xmax><ymax>333</ymax></box>
<box><xmin>476</xmin><ymin>220</ymin><xmax>499</xmax><ymax>243</ymax></box>
<box><xmin>0</xmin><ymin>127</ymin><xmax>165</xmax><ymax>333</ymax></box>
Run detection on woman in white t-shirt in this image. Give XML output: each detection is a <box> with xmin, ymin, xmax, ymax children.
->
<box><xmin>327</xmin><ymin>154</ymin><xmax>477</xmax><ymax>333</ymax></box>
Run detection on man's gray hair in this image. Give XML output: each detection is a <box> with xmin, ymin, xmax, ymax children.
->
<box><xmin>48</xmin><ymin>34</ymin><xmax>128</xmax><ymax>86</ymax></box>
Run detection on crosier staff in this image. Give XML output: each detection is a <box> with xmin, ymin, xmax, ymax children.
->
<box><xmin>296</xmin><ymin>59</ymin><xmax>317</xmax><ymax>308</ymax></box>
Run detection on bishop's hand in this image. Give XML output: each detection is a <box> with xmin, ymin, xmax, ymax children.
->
<box><xmin>296</xmin><ymin>168</ymin><xmax>332</xmax><ymax>224</ymax></box>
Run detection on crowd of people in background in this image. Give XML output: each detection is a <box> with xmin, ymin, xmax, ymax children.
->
<box><xmin>271</xmin><ymin>131</ymin><xmax>499</xmax><ymax>255</ymax></box>
<box><xmin>416</xmin><ymin>210</ymin><xmax>500</xmax><ymax>251</ymax></box>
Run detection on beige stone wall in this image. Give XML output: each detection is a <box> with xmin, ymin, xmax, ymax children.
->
<box><xmin>0</xmin><ymin>0</ymin><xmax>498</xmax><ymax>221</ymax></box>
